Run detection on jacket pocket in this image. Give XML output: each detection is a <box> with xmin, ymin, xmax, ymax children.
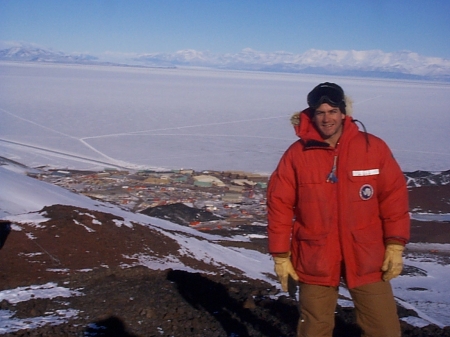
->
<box><xmin>347</xmin><ymin>171</ymin><xmax>378</xmax><ymax>202</ymax></box>
<box><xmin>351</xmin><ymin>225</ymin><xmax>384</xmax><ymax>276</ymax></box>
<box><xmin>295</xmin><ymin>233</ymin><xmax>331</xmax><ymax>277</ymax></box>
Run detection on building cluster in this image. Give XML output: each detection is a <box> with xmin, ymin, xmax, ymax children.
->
<box><xmin>33</xmin><ymin>168</ymin><xmax>270</xmax><ymax>230</ymax></box>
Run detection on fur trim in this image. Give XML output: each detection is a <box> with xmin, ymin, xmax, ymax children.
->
<box><xmin>344</xmin><ymin>95</ymin><xmax>353</xmax><ymax>116</ymax></box>
<box><xmin>290</xmin><ymin>111</ymin><xmax>301</xmax><ymax>126</ymax></box>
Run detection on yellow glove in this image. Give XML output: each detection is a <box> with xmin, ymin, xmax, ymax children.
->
<box><xmin>381</xmin><ymin>244</ymin><xmax>405</xmax><ymax>281</ymax></box>
<box><xmin>274</xmin><ymin>254</ymin><xmax>299</xmax><ymax>291</ymax></box>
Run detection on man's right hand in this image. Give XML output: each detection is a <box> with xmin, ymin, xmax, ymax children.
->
<box><xmin>273</xmin><ymin>254</ymin><xmax>299</xmax><ymax>291</ymax></box>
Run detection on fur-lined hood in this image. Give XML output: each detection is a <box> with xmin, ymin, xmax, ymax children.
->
<box><xmin>290</xmin><ymin>95</ymin><xmax>354</xmax><ymax>140</ymax></box>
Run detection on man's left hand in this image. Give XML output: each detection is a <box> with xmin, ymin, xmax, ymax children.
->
<box><xmin>381</xmin><ymin>244</ymin><xmax>404</xmax><ymax>281</ymax></box>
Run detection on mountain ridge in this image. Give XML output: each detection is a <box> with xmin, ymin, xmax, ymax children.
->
<box><xmin>1</xmin><ymin>42</ymin><xmax>450</xmax><ymax>81</ymax></box>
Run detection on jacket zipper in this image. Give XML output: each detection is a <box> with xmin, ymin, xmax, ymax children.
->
<box><xmin>330</xmin><ymin>145</ymin><xmax>344</xmax><ymax>283</ymax></box>
<box><xmin>326</xmin><ymin>153</ymin><xmax>338</xmax><ymax>183</ymax></box>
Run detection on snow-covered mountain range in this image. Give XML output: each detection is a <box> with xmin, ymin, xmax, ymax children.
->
<box><xmin>1</xmin><ymin>42</ymin><xmax>450</xmax><ymax>81</ymax></box>
<box><xmin>0</xmin><ymin>45</ymin><xmax>98</xmax><ymax>64</ymax></box>
<box><xmin>135</xmin><ymin>48</ymin><xmax>450</xmax><ymax>81</ymax></box>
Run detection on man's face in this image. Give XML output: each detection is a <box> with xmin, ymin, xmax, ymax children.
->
<box><xmin>312</xmin><ymin>103</ymin><xmax>345</xmax><ymax>146</ymax></box>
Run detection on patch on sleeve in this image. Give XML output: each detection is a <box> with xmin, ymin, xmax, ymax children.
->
<box><xmin>359</xmin><ymin>184</ymin><xmax>374</xmax><ymax>200</ymax></box>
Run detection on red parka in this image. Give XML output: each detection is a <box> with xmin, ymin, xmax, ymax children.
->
<box><xmin>267</xmin><ymin>110</ymin><xmax>410</xmax><ymax>289</ymax></box>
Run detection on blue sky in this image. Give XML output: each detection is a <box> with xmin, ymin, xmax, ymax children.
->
<box><xmin>1</xmin><ymin>0</ymin><xmax>450</xmax><ymax>58</ymax></box>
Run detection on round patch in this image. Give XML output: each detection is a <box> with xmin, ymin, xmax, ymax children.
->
<box><xmin>359</xmin><ymin>184</ymin><xmax>374</xmax><ymax>200</ymax></box>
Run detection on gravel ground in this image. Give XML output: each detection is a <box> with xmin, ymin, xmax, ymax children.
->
<box><xmin>1</xmin><ymin>265</ymin><xmax>450</xmax><ymax>337</ymax></box>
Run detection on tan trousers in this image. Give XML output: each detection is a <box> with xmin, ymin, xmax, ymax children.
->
<box><xmin>297</xmin><ymin>281</ymin><xmax>401</xmax><ymax>337</ymax></box>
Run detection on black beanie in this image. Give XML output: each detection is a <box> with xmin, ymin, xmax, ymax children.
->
<box><xmin>307</xmin><ymin>82</ymin><xmax>347</xmax><ymax>114</ymax></box>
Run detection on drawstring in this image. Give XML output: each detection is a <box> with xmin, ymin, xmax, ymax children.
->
<box><xmin>326</xmin><ymin>155</ymin><xmax>338</xmax><ymax>183</ymax></box>
<box><xmin>352</xmin><ymin>119</ymin><xmax>370</xmax><ymax>151</ymax></box>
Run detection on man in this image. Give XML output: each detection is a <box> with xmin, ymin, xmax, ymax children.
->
<box><xmin>267</xmin><ymin>82</ymin><xmax>410</xmax><ymax>337</ymax></box>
